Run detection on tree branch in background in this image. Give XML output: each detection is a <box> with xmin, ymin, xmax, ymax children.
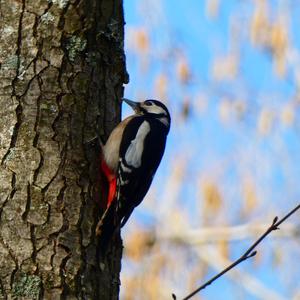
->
<box><xmin>172</xmin><ymin>203</ymin><xmax>300</xmax><ymax>300</ymax></box>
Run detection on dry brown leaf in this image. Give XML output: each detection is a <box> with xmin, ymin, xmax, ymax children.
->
<box><xmin>154</xmin><ymin>73</ymin><xmax>167</xmax><ymax>99</ymax></box>
<box><xmin>122</xmin><ymin>276</ymin><xmax>136</xmax><ymax>300</ymax></box>
<box><xmin>177</xmin><ymin>59</ymin><xmax>191</xmax><ymax>84</ymax></box>
<box><xmin>202</xmin><ymin>179</ymin><xmax>222</xmax><ymax>214</ymax></box>
<box><xmin>242</xmin><ymin>179</ymin><xmax>258</xmax><ymax>215</ymax></box>
<box><xmin>250</xmin><ymin>1</ymin><xmax>270</xmax><ymax>46</ymax></box>
<box><xmin>125</xmin><ymin>230</ymin><xmax>155</xmax><ymax>261</ymax></box>
<box><xmin>218</xmin><ymin>239</ymin><xmax>229</xmax><ymax>259</ymax></box>
<box><xmin>136</xmin><ymin>29</ymin><xmax>149</xmax><ymax>52</ymax></box>
<box><xmin>205</xmin><ymin>0</ymin><xmax>219</xmax><ymax>19</ymax></box>
<box><xmin>281</xmin><ymin>104</ymin><xmax>294</xmax><ymax>127</ymax></box>
<box><xmin>270</xmin><ymin>21</ymin><xmax>288</xmax><ymax>77</ymax></box>
<box><xmin>257</xmin><ymin>108</ymin><xmax>274</xmax><ymax>135</ymax></box>
<box><xmin>270</xmin><ymin>22</ymin><xmax>288</xmax><ymax>56</ymax></box>
<box><xmin>181</xmin><ymin>97</ymin><xmax>191</xmax><ymax>120</ymax></box>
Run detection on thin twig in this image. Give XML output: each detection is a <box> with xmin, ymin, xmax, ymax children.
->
<box><xmin>172</xmin><ymin>203</ymin><xmax>300</xmax><ymax>300</ymax></box>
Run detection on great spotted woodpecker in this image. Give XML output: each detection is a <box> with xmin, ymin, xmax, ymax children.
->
<box><xmin>96</xmin><ymin>98</ymin><xmax>171</xmax><ymax>244</ymax></box>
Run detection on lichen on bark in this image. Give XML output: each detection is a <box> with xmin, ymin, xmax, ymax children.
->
<box><xmin>0</xmin><ymin>0</ymin><xmax>127</xmax><ymax>298</ymax></box>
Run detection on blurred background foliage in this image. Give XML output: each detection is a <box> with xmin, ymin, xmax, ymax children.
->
<box><xmin>120</xmin><ymin>0</ymin><xmax>300</xmax><ymax>299</ymax></box>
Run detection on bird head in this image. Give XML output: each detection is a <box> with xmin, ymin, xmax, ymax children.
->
<box><xmin>123</xmin><ymin>98</ymin><xmax>171</xmax><ymax>131</ymax></box>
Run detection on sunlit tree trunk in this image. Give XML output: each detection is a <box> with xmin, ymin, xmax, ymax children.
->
<box><xmin>0</xmin><ymin>0</ymin><xmax>127</xmax><ymax>298</ymax></box>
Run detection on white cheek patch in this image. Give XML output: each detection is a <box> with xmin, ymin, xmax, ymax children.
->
<box><xmin>143</xmin><ymin>105</ymin><xmax>169</xmax><ymax>127</ymax></box>
<box><xmin>146</xmin><ymin>105</ymin><xmax>167</xmax><ymax>115</ymax></box>
<box><xmin>125</xmin><ymin>121</ymin><xmax>150</xmax><ymax>168</ymax></box>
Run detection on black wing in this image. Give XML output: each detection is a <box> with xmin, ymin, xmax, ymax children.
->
<box><xmin>116</xmin><ymin>116</ymin><xmax>167</xmax><ymax>226</ymax></box>
<box><xmin>96</xmin><ymin>116</ymin><xmax>168</xmax><ymax>250</ymax></box>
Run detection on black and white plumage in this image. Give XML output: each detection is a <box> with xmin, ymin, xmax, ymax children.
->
<box><xmin>96</xmin><ymin>98</ymin><xmax>171</xmax><ymax>244</ymax></box>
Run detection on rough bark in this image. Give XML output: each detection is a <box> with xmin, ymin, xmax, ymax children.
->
<box><xmin>0</xmin><ymin>0</ymin><xmax>128</xmax><ymax>299</ymax></box>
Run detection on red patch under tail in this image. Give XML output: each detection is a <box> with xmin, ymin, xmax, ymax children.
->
<box><xmin>100</xmin><ymin>159</ymin><xmax>117</xmax><ymax>208</ymax></box>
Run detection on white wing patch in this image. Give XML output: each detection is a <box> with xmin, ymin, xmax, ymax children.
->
<box><xmin>125</xmin><ymin>121</ymin><xmax>150</xmax><ymax>168</ymax></box>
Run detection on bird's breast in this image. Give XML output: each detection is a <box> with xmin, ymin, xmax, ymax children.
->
<box><xmin>103</xmin><ymin>116</ymin><xmax>134</xmax><ymax>173</ymax></box>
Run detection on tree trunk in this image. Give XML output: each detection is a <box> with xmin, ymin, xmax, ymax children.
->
<box><xmin>0</xmin><ymin>0</ymin><xmax>127</xmax><ymax>299</ymax></box>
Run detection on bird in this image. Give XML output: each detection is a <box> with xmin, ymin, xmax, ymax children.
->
<box><xmin>96</xmin><ymin>98</ymin><xmax>171</xmax><ymax>247</ymax></box>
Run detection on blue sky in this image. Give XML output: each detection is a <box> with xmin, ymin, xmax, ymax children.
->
<box><xmin>121</xmin><ymin>1</ymin><xmax>300</xmax><ymax>299</ymax></box>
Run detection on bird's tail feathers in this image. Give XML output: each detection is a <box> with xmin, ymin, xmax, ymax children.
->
<box><xmin>96</xmin><ymin>201</ymin><xmax>121</xmax><ymax>252</ymax></box>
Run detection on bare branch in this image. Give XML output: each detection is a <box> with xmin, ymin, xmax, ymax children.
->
<box><xmin>194</xmin><ymin>245</ymin><xmax>285</xmax><ymax>300</ymax></box>
<box><xmin>172</xmin><ymin>203</ymin><xmax>300</xmax><ymax>300</ymax></box>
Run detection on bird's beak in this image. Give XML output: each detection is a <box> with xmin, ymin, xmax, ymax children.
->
<box><xmin>122</xmin><ymin>98</ymin><xmax>141</xmax><ymax>113</ymax></box>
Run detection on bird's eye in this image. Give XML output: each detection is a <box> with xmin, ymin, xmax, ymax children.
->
<box><xmin>145</xmin><ymin>101</ymin><xmax>152</xmax><ymax>106</ymax></box>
